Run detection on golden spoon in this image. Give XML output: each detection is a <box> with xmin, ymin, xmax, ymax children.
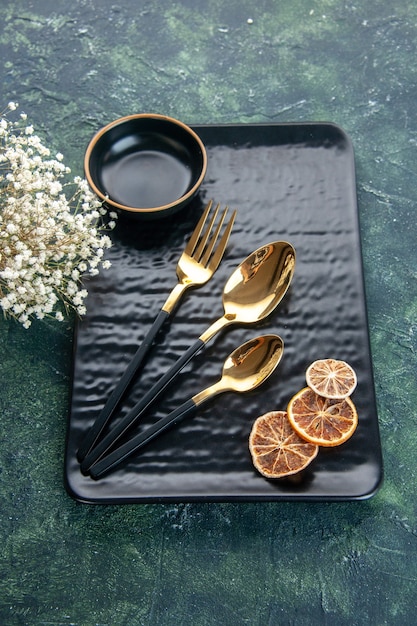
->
<box><xmin>81</xmin><ymin>241</ymin><xmax>295</xmax><ymax>473</ymax></box>
<box><xmin>89</xmin><ymin>334</ymin><xmax>284</xmax><ymax>479</ymax></box>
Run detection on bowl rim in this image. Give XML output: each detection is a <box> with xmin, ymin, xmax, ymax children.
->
<box><xmin>84</xmin><ymin>113</ymin><xmax>208</xmax><ymax>214</ymax></box>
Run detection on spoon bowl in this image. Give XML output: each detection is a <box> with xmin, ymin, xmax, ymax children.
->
<box><xmin>194</xmin><ymin>334</ymin><xmax>285</xmax><ymax>401</ymax></box>
<box><xmin>200</xmin><ymin>240</ymin><xmax>295</xmax><ymax>341</ymax></box>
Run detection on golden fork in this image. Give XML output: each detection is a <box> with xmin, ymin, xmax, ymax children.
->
<box><xmin>77</xmin><ymin>200</ymin><xmax>236</xmax><ymax>463</ymax></box>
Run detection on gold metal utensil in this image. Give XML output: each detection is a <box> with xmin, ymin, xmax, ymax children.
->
<box><xmin>81</xmin><ymin>241</ymin><xmax>295</xmax><ymax>474</ymax></box>
<box><xmin>77</xmin><ymin>200</ymin><xmax>236</xmax><ymax>462</ymax></box>
<box><xmin>89</xmin><ymin>334</ymin><xmax>284</xmax><ymax>479</ymax></box>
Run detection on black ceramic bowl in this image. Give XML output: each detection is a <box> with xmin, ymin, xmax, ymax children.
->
<box><xmin>84</xmin><ymin>114</ymin><xmax>207</xmax><ymax>219</ymax></box>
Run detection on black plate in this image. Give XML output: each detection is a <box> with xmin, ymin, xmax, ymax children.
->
<box><xmin>65</xmin><ymin>122</ymin><xmax>383</xmax><ymax>503</ymax></box>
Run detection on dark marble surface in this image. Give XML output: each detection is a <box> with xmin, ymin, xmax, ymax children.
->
<box><xmin>0</xmin><ymin>1</ymin><xmax>416</xmax><ymax>624</ymax></box>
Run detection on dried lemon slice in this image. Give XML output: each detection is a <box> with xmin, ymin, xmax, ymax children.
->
<box><xmin>249</xmin><ymin>410</ymin><xmax>319</xmax><ymax>478</ymax></box>
<box><xmin>306</xmin><ymin>358</ymin><xmax>357</xmax><ymax>399</ymax></box>
<box><xmin>287</xmin><ymin>387</ymin><xmax>358</xmax><ymax>447</ymax></box>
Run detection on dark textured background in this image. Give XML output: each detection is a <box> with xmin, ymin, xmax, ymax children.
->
<box><xmin>1</xmin><ymin>1</ymin><xmax>416</xmax><ymax>624</ymax></box>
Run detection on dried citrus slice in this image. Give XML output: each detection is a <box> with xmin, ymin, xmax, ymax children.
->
<box><xmin>288</xmin><ymin>387</ymin><xmax>358</xmax><ymax>447</ymax></box>
<box><xmin>306</xmin><ymin>358</ymin><xmax>357</xmax><ymax>399</ymax></box>
<box><xmin>249</xmin><ymin>410</ymin><xmax>319</xmax><ymax>478</ymax></box>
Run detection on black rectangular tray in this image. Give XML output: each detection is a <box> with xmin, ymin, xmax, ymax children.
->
<box><xmin>64</xmin><ymin>122</ymin><xmax>383</xmax><ymax>503</ymax></box>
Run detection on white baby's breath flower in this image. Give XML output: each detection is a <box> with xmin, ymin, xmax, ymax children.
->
<box><xmin>0</xmin><ymin>102</ymin><xmax>117</xmax><ymax>327</ymax></box>
<box><xmin>1</xmin><ymin>296</ymin><xmax>11</xmax><ymax>310</ymax></box>
<box><xmin>49</xmin><ymin>181</ymin><xmax>62</xmax><ymax>195</ymax></box>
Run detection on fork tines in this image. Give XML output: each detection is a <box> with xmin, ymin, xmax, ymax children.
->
<box><xmin>188</xmin><ymin>200</ymin><xmax>237</xmax><ymax>271</ymax></box>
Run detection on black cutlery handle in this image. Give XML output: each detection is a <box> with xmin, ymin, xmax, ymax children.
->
<box><xmin>77</xmin><ymin>309</ymin><xmax>170</xmax><ymax>462</ymax></box>
<box><xmin>89</xmin><ymin>398</ymin><xmax>197</xmax><ymax>479</ymax></box>
<box><xmin>80</xmin><ymin>337</ymin><xmax>205</xmax><ymax>472</ymax></box>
